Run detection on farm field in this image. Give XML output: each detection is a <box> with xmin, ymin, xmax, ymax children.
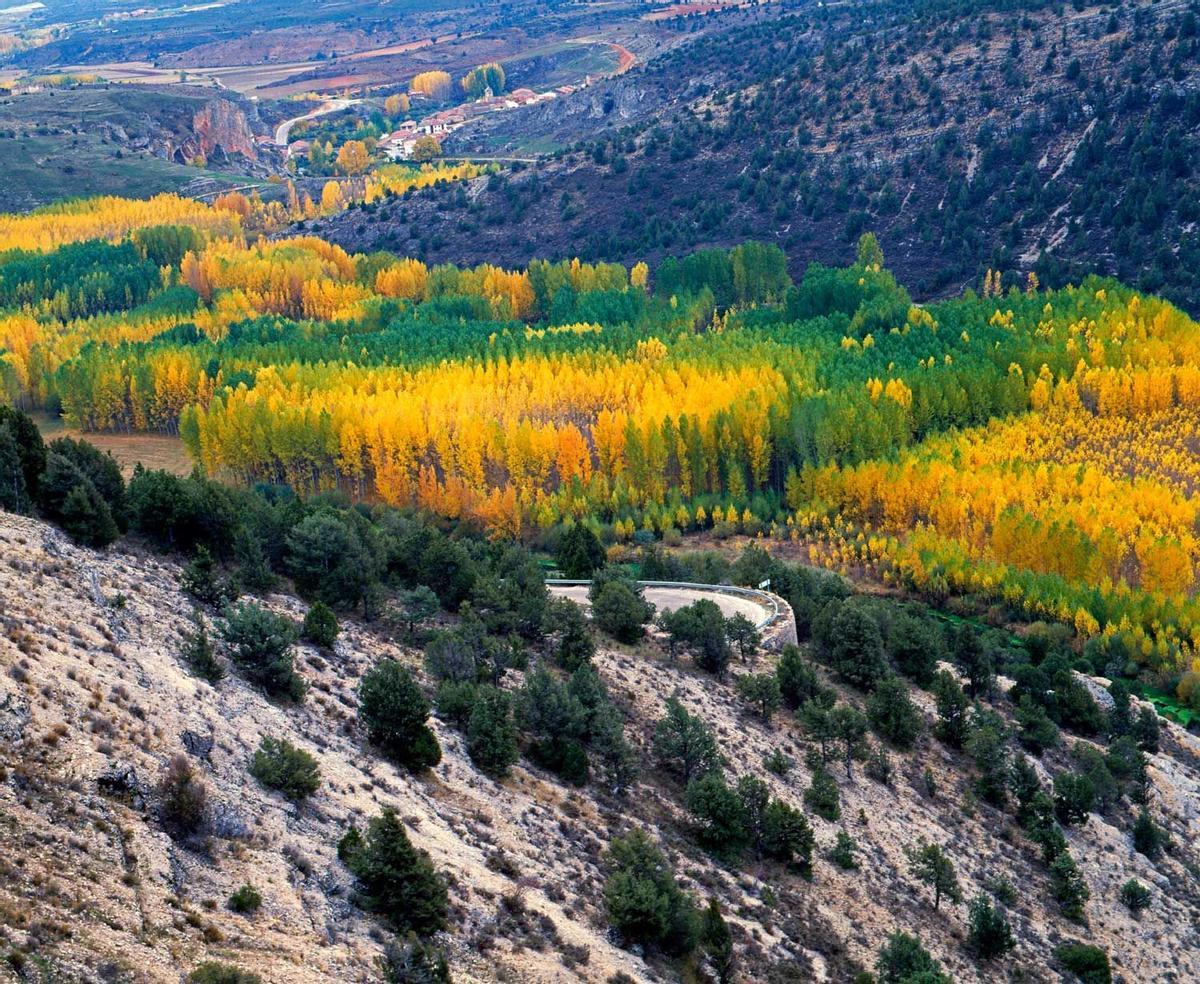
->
<box><xmin>30</xmin><ymin>412</ymin><xmax>191</xmax><ymax>477</ymax></box>
<box><xmin>66</xmin><ymin>32</ymin><xmax>484</xmax><ymax>98</ymax></box>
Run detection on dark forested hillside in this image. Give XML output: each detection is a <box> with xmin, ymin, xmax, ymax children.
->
<box><xmin>312</xmin><ymin>0</ymin><xmax>1200</xmax><ymax>311</ymax></box>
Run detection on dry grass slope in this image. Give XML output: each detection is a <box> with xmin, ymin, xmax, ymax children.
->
<box><xmin>0</xmin><ymin>512</ymin><xmax>1198</xmax><ymax>982</ymax></box>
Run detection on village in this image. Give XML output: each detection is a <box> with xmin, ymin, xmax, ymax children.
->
<box><xmin>284</xmin><ymin>77</ymin><xmax>591</xmax><ymax>165</ymax></box>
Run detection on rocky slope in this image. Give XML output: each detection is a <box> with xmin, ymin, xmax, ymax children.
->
<box><xmin>1</xmin><ymin>511</ymin><xmax>1198</xmax><ymax>982</ymax></box>
<box><xmin>0</xmin><ymin>85</ymin><xmax>280</xmax><ymax>210</ymax></box>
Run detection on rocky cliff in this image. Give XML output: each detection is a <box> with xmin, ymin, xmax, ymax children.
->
<box><xmin>191</xmin><ymin>99</ymin><xmax>261</xmax><ymax>163</ymax></box>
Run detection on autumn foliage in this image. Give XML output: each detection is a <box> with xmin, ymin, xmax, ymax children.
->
<box><xmin>409</xmin><ymin>71</ymin><xmax>453</xmax><ymax>100</ymax></box>
<box><xmin>6</xmin><ymin>205</ymin><xmax>1200</xmax><ymax>682</ymax></box>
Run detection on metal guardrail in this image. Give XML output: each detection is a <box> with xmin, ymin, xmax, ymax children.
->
<box><xmin>546</xmin><ymin>579</ymin><xmax>780</xmax><ymax>631</ymax></box>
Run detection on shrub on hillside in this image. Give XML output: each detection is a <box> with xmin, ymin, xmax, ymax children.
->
<box><xmin>188</xmin><ymin>963</ymin><xmax>262</xmax><ymax>984</ymax></box>
<box><xmin>1118</xmin><ymin>878</ymin><xmax>1152</xmax><ymax>914</ymax></box>
<box><xmin>866</xmin><ymin>676</ymin><xmax>923</xmax><ymax>748</ymax></box>
<box><xmin>181</xmin><ymin>545</ymin><xmax>237</xmax><ymax>607</ymax></box>
<box><xmin>545</xmin><ymin>596</ymin><xmax>595</xmax><ymax>670</ymax></box>
<box><xmin>804</xmin><ymin>765</ymin><xmax>841</xmax><ymax>821</ymax></box>
<box><xmin>227</xmin><ymin>884</ymin><xmax>262</xmax><ymax>914</ymax></box>
<box><xmin>381</xmin><ymin>935</ymin><xmax>451</xmax><ymax>983</ymax></box>
<box><xmin>301</xmin><ymin>601</ymin><xmax>339</xmax><ymax>647</ymax></box>
<box><xmin>829</xmin><ymin>830</ymin><xmax>859</xmax><ymax>870</ymax></box>
<box><xmin>652</xmin><ymin>697</ymin><xmax>720</xmax><ymax>784</ymax></box>
<box><xmin>1056</xmin><ymin>943</ymin><xmax>1112</xmax><ymax>984</ymax></box>
<box><xmin>220</xmin><ymin>601</ymin><xmax>305</xmax><ymax>702</ymax></box>
<box><xmin>158</xmin><ymin>754</ymin><xmax>208</xmax><ymax>838</ymax></box>
<box><xmin>180</xmin><ymin>611</ymin><xmax>225</xmax><ymax>683</ymax></box>
<box><xmin>466</xmin><ymin>684</ymin><xmax>519</xmax><ymax>778</ymax></box>
<box><xmin>249</xmin><ymin>736</ymin><xmax>321</xmax><ymax>802</ymax></box>
<box><xmin>965</xmin><ymin>893</ymin><xmax>1015</xmax><ymax>960</ymax></box>
<box><xmin>875</xmin><ymin>931</ymin><xmax>949</xmax><ymax>984</ymax></box>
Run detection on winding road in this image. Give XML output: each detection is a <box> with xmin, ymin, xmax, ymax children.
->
<box><xmin>548</xmin><ymin>581</ymin><xmax>776</xmax><ymax>629</ymax></box>
<box><xmin>274</xmin><ymin>97</ymin><xmax>360</xmax><ymax>146</ymax></box>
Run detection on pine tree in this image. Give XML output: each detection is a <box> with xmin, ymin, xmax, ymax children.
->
<box><xmin>777</xmin><ymin>644</ymin><xmax>826</xmax><ymax>709</ymax></box>
<box><xmin>829</xmin><ymin>830</ymin><xmax>859</xmax><ymax>870</ymax></box>
<box><xmin>181</xmin><ymin>545</ymin><xmax>235</xmax><ymax>607</ymax></box>
<box><xmin>1053</xmin><ymin>772</ymin><xmax>1095</xmax><ymax>826</ymax></box>
<box><xmin>1118</xmin><ymin>878</ymin><xmax>1152</xmax><ymax>914</ymax></box>
<box><xmin>0</xmin><ymin>423</ymin><xmax>30</xmax><ymax>514</ymax></box>
<box><xmin>1016</xmin><ymin>695</ymin><xmax>1059</xmax><ymax>755</ymax></box>
<box><xmin>57</xmin><ymin>474</ymin><xmax>119</xmax><ymax>547</ymax></box>
<box><xmin>931</xmin><ymin>670</ymin><xmax>969</xmax><ymax>748</ymax></box>
<box><xmin>1050</xmin><ymin>851</ymin><xmax>1090</xmax><ymax>921</ymax></box>
<box><xmin>686</xmin><ymin>773</ymin><xmax>748</xmax><ymax>857</ymax></box>
<box><xmin>181</xmin><ymin>610</ymin><xmax>225</xmax><ymax>683</ymax></box>
<box><xmin>818</xmin><ymin>601</ymin><xmax>887</xmax><ymax>689</ymax></box>
<box><xmin>249</xmin><ymin>736</ymin><xmax>321</xmax><ymax>802</ymax></box>
<box><xmin>699</xmin><ymin>899</ymin><xmax>734</xmax><ymax>984</ymax></box>
<box><xmin>865</xmin><ymin>743</ymin><xmax>894</xmax><ymax>785</ymax></box>
<box><xmin>546</xmin><ymin>596</ymin><xmax>595</xmax><ymax>671</ymax></box>
<box><xmin>967</xmin><ymin>719</ymin><xmax>1009</xmax><ymax>807</ymax></box>
<box><xmin>966</xmin><ymin>893</ymin><xmax>1015</xmax><ymax>960</ymax></box>
<box><xmin>466</xmin><ymin>685</ymin><xmax>519</xmax><ymax>778</ymax></box>
<box><xmin>603</xmin><ymin>829</ymin><xmax>698</xmax><ymax>956</ymax></box>
<box><xmin>804</xmin><ymin>765</ymin><xmax>841</xmax><ymax>821</ymax></box>
<box><xmin>221</xmin><ymin>601</ymin><xmax>304</xmax><ymax>702</ymax></box>
<box><xmin>591</xmin><ymin>578</ymin><xmax>653</xmax><ymax>644</ymax></box>
<box><xmin>302</xmin><ymin>601</ymin><xmax>339</xmax><ymax>648</ymax></box>
<box><xmin>591</xmin><ymin>702</ymin><xmax>639</xmax><ymax>796</ymax></box>
<box><xmin>1132</xmin><ymin>807</ymin><xmax>1165</xmax><ymax>860</ymax></box>
<box><xmin>358</xmin><ymin>659</ymin><xmax>441</xmax><ymax>771</ymax></box>
<box><xmin>1055</xmin><ymin>944</ymin><xmax>1111</xmax><ymax>984</ymax></box>
<box><xmin>652</xmin><ymin>697</ymin><xmax>720</xmax><ymax>784</ymax></box>
<box><xmin>761</xmin><ymin>800</ymin><xmax>813</xmax><ymax>875</ymax></box>
<box><xmin>887</xmin><ymin>614</ymin><xmax>941</xmax><ymax>686</ymax></box>
<box><xmin>798</xmin><ymin>697</ymin><xmax>837</xmax><ymax>762</ymax></box>
<box><xmin>725</xmin><ymin>612</ymin><xmax>760</xmax><ymax>663</ymax></box>
<box><xmin>866</xmin><ymin>676</ymin><xmax>923</xmax><ymax>749</ymax></box>
<box><xmin>343</xmin><ymin>809</ymin><xmax>448</xmax><ymax>936</ymax></box>
<box><xmin>736</xmin><ymin>672</ymin><xmax>781</xmax><ymax>723</ymax></box>
<box><xmin>1133</xmin><ymin>707</ymin><xmax>1160</xmax><ymax>753</ymax></box>
<box><xmin>952</xmin><ymin>624</ymin><xmax>994</xmax><ymax>698</ymax></box>
<box><xmin>906</xmin><ymin>841</ymin><xmax>961</xmax><ymax>912</ymax></box>
<box><xmin>0</xmin><ymin>406</ymin><xmax>45</xmax><ymax>503</ymax></box>
<box><xmin>830</xmin><ymin>703</ymin><xmax>868</xmax><ymax>779</ymax></box>
<box><xmin>876</xmin><ymin>931</ymin><xmax>948</xmax><ymax>984</ymax></box>
<box><xmin>555</xmin><ymin>523</ymin><xmax>605</xmax><ymax>578</ymax></box>
<box><xmin>396</xmin><ymin>585</ymin><xmax>440</xmax><ymax>637</ymax></box>
<box><xmin>1009</xmin><ymin>753</ymin><xmax>1042</xmax><ymax>827</ymax></box>
<box><xmin>233</xmin><ymin>529</ymin><xmax>277</xmax><ymax>594</ymax></box>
